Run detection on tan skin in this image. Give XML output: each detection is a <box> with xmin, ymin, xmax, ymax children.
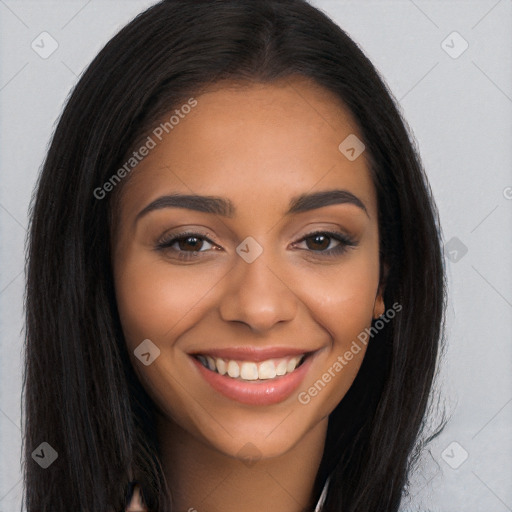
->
<box><xmin>113</xmin><ymin>76</ymin><xmax>385</xmax><ymax>512</ymax></box>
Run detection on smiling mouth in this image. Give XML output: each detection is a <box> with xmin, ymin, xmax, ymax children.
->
<box><xmin>193</xmin><ymin>353</ymin><xmax>308</xmax><ymax>381</ymax></box>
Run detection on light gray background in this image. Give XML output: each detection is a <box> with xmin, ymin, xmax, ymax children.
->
<box><xmin>1</xmin><ymin>1</ymin><xmax>511</xmax><ymax>510</ymax></box>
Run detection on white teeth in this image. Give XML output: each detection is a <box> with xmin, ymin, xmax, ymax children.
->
<box><xmin>258</xmin><ymin>360</ymin><xmax>277</xmax><ymax>379</ymax></box>
<box><xmin>287</xmin><ymin>356</ymin><xmax>300</xmax><ymax>373</ymax></box>
<box><xmin>240</xmin><ymin>362</ymin><xmax>259</xmax><ymax>380</ymax></box>
<box><xmin>275</xmin><ymin>360</ymin><xmax>287</xmax><ymax>376</ymax></box>
<box><xmin>196</xmin><ymin>354</ymin><xmax>306</xmax><ymax>381</ymax></box>
<box><xmin>227</xmin><ymin>360</ymin><xmax>240</xmax><ymax>378</ymax></box>
<box><xmin>206</xmin><ymin>355</ymin><xmax>216</xmax><ymax>371</ymax></box>
<box><xmin>216</xmin><ymin>358</ymin><xmax>227</xmax><ymax>375</ymax></box>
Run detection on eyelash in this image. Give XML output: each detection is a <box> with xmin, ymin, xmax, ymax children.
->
<box><xmin>155</xmin><ymin>229</ymin><xmax>358</xmax><ymax>261</ymax></box>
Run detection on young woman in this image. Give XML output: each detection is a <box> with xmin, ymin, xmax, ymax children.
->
<box><xmin>23</xmin><ymin>1</ymin><xmax>446</xmax><ymax>511</ymax></box>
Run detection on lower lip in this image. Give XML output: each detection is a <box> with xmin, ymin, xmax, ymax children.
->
<box><xmin>190</xmin><ymin>355</ymin><xmax>314</xmax><ymax>406</ymax></box>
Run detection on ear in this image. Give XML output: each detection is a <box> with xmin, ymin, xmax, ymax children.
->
<box><xmin>372</xmin><ymin>261</ymin><xmax>389</xmax><ymax>319</ymax></box>
<box><xmin>373</xmin><ymin>290</ymin><xmax>385</xmax><ymax>319</ymax></box>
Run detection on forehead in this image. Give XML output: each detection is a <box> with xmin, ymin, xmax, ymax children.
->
<box><xmin>116</xmin><ymin>76</ymin><xmax>376</xmax><ymax>224</ymax></box>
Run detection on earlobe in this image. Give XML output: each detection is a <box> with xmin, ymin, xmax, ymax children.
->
<box><xmin>373</xmin><ymin>261</ymin><xmax>388</xmax><ymax>319</ymax></box>
<box><xmin>373</xmin><ymin>293</ymin><xmax>385</xmax><ymax>319</ymax></box>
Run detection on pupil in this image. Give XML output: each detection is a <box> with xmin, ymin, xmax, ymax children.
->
<box><xmin>309</xmin><ymin>234</ymin><xmax>329</xmax><ymax>251</ymax></box>
<box><xmin>180</xmin><ymin>236</ymin><xmax>201</xmax><ymax>251</ymax></box>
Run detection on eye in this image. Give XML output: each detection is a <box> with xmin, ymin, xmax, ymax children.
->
<box><xmin>293</xmin><ymin>230</ymin><xmax>358</xmax><ymax>257</ymax></box>
<box><xmin>155</xmin><ymin>229</ymin><xmax>358</xmax><ymax>262</ymax></box>
<box><xmin>155</xmin><ymin>231</ymin><xmax>218</xmax><ymax>260</ymax></box>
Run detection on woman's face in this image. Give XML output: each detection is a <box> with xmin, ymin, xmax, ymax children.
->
<box><xmin>112</xmin><ymin>76</ymin><xmax>384</xmax><ymax>460</ymax></box>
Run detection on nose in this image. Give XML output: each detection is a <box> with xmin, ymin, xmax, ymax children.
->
<box><xmin>218</xmin><ymin>250</ymin><xmax>298</xmax><ymax>334</ymax></box>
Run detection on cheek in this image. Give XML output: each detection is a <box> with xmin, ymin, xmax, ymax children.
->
<box><xmin>303</xmin><ymin>251</ymin><xmax>380</xmax><ymax>342</ymax></box>
<box><xmin>113</xmin><ymin>251</ymin><xmax>219</xmax><ymax>430</ymax></box>
<box><xmin>294</xmin><ymin>251</ymin><xmax>380</xmax><ymax>412</ymax></box>
<box><xmin>113</xmin><ymin>249</ymin><xmax>223</xmax><ymax>345</ymax></box>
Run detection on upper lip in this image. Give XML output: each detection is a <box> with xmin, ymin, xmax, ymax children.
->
<box><xmin>189</xmin><ymin>346</ymin><xmax>315</xmax><ymax>362</ymax></box>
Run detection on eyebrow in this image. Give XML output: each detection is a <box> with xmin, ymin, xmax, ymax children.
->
<box><xmin>135</xmin><ymin>189</ymin><xmax>368</xmax><ymax>223</ymax></box>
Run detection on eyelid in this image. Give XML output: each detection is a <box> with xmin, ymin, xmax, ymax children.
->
<box><xmin>292</xmin><ymin>229</ymin><xmax>358</xmax><ymax>255</ymax></box>
<box><xmin>155</xmin><ymin>229</ymin><xmax>217</xmax><ymax>250</ymax></box>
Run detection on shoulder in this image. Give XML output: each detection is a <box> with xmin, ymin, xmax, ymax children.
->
<box><xmin>125</xmin><ymin>484</ymin><xmax>148</xmax><ymax>512</ymax></box>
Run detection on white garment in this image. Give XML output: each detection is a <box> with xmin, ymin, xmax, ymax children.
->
<box><xmin>314</xmin><ymin>475</ymin><xmax>330</xmax><ymax>512</ymax></box>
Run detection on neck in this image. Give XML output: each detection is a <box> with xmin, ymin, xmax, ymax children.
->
<box><xmin>156</xmin><ymin>414</ymin><xmax>328</xmax><ymax>512</ymax></box>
